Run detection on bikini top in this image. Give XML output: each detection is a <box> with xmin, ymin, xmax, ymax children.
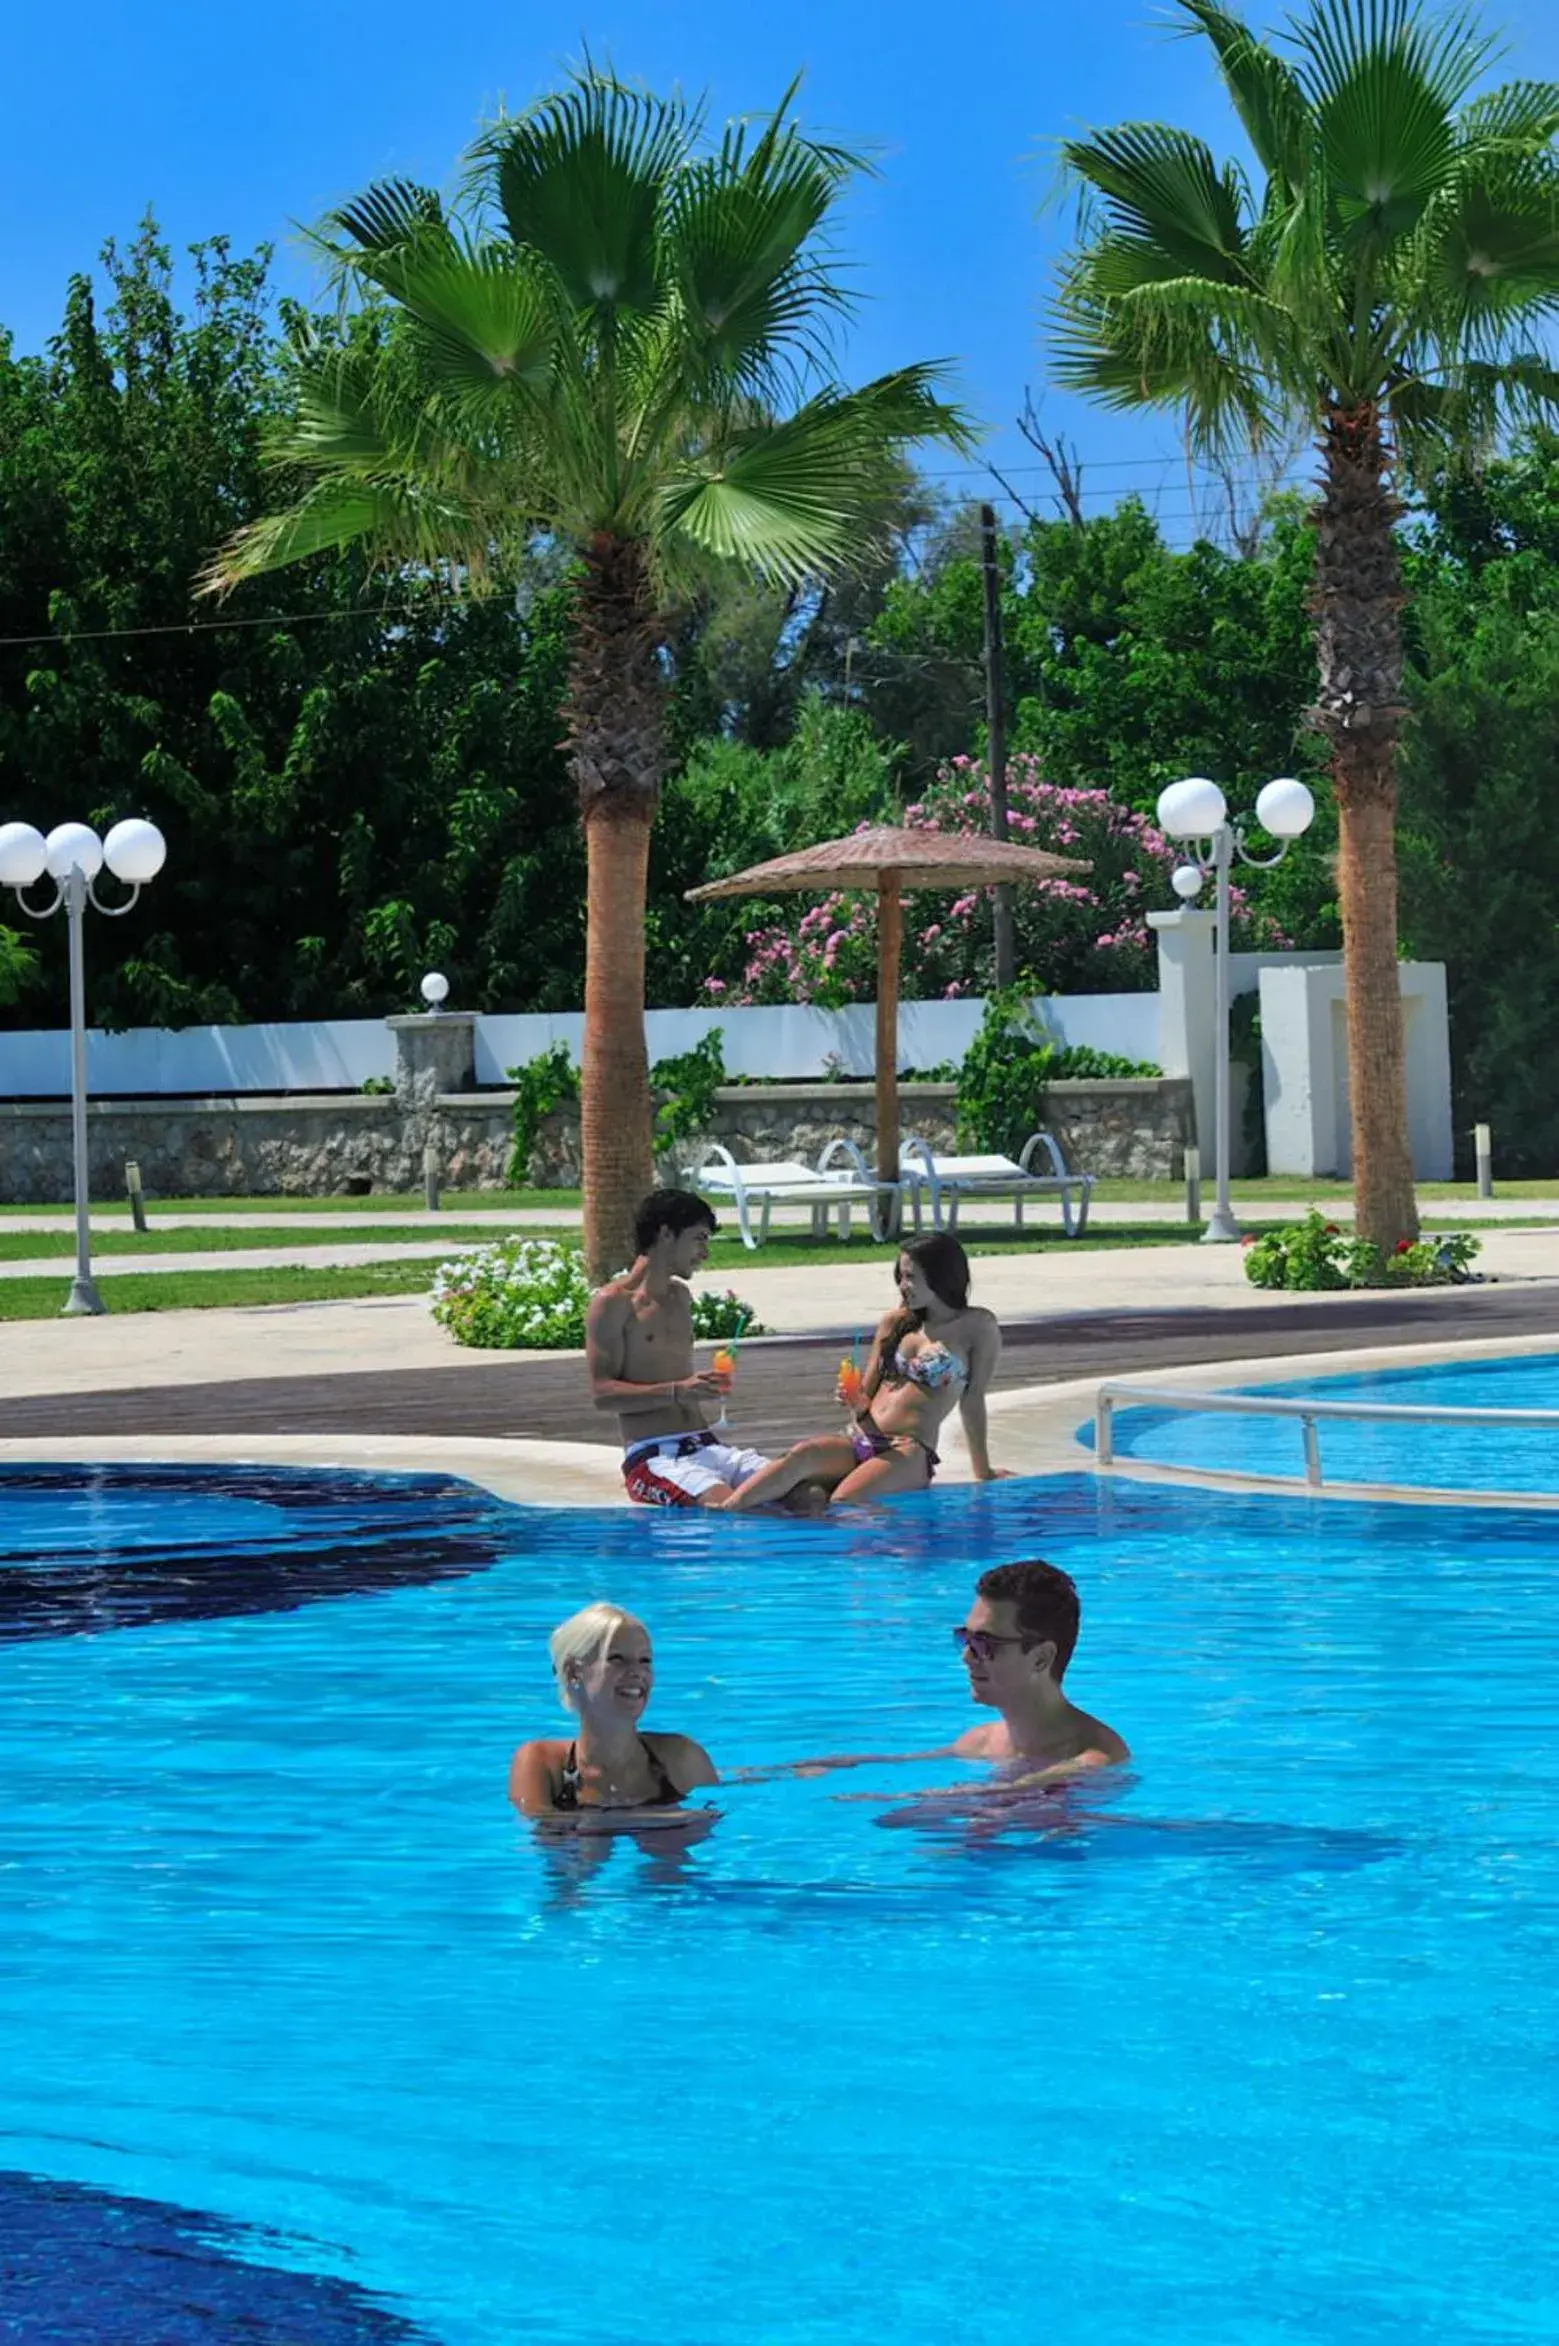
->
<box><xmin>892</xmin><ymin>1339</ymin><xmax>967</xmax><ymax>1395</ymax></box>
<box><xmin>555</xmin><ymin>1737</ymin><xmax>682</xmax><ymax>1812</ymax></box>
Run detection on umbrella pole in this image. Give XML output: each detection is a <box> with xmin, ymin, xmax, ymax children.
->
<box><xmin>875</xmin><ymin>876</ymin><xmax>902</xmax><ymax>1228</ymax></box>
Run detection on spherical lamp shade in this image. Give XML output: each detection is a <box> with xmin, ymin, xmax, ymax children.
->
<box><xmin>1156</xmin><ymin>776</ymin><xmax>1228</xmax><ymax>839</ymax></box>
<box><xmin>0</xmin><ymin>822</ymin><xmax>49</xmax><ymax>889</ymax></box>
<box><xmin>1254</xmin><ymin>776</ymin><xmax>1316</xmax><ymax>840</ymax></box>
<box><xmin>1171</xmin><ymin>863</ymin><xmax>1205</xmax><ymax>903</ymax></box>
<box><xmin>103</xmin><ymin>818</ymin><xmax>167</xmax><ymax>885</ymax></box>
<box><xmin>420</xmin><ymin>971</ymin><xmax>450</xmax><ymax>1008</ymax></box>
<box><xmin>44</xmin><ymin>822</ymin><xmax>104</xmax><ymax>881</ymax></box>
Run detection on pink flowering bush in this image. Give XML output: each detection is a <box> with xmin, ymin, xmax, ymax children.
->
<box><xmin>708</xmin><ymin>755</ymin><xmax>1292</xmax><ymax>1005</ymax></box>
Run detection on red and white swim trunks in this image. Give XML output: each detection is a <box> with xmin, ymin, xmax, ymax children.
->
<box><xmin>622</xmin><ymin>1430</ymin><xmax>771</xmax><ymax>1508</ymax></box>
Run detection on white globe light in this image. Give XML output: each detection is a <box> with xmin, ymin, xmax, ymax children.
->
<box><xmin>1156</xmin><ymin>776</ymin><xmax>1228</xmax><ymax>839</ymax></box>
<box><xmin>420</xmin><ymin>971</ymin><xmax>450</xmax><ymax>1008</ymax></box>
<box><xmin>103</xmin><ymin>817</ymin><xmax>167</xmax><ymax>885</ymax></box>
<box><xmin>1172</xmin><ymin>863</ymin><xmax>1205</xmax><ymax>903</ymax></box>
<box><xmin>44</xmin><ymin>822</ymin><xmax>104</xmax><ymax>881</ymax></box>
<box><xmin>0</xmin><ymin>822</ymin><xmax>48</xmax><ymax>889</ymax></box>
<box><xmin>1254</xmin><ymin>776</ymin><xmax>1316</xmax><ymax>840</ymax></box>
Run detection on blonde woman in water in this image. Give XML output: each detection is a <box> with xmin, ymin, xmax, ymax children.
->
<box><xmin>509</xmin><ymin>1603</ymin><xmax>718</xmax><ymax>1828</ymax></box>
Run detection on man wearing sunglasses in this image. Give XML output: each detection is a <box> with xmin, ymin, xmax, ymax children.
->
<box><xmin>949</xmin><ymin>1560</ymin><xmax>1127</xmax><ymax>1784</ymax></box>
<box><xmin>772</xmin><ymin>1557</ymin><xmax>1126</xmax><ymax>1796</ymax></box>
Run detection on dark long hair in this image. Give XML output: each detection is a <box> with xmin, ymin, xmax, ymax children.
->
<box><xmin>870</xmin><ymin>1234</ymin><xmax>973</xmax><ymax>1392</ymax></box>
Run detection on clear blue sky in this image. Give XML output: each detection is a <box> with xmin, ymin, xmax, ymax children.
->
<box><xmin>4</xmin><ymin>0</ymin><xmax>1556</xmax><ymax>541</ymax></box>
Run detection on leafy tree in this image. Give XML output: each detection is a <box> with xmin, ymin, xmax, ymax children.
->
<box><xmin>0</xmin><ymin>223</ymin><xmax>582</xmax><ymax>1030</ymax></box>
<box><xmin>1398</xmin><ymin>435</ymin><xmax>1559</xmax><ymax>1166</ymax></box>
<box><xmin>1049</xmin><ymin>0</ymin><xmax>1559</xmax><ymax>1247</ymax></box>
<box><xmin>205</xmin><ymin>71</ymin><xmax>967</xmax><ymax>1277</ymax></box>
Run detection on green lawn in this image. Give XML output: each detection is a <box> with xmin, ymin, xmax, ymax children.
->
<box><xmin>0</xmin><ymin>1222</ymin><xmax>570</xmax><ymax>1262</ymax></box>
<box><xmin>0</xmin><ymin>1187</ymin><xmax>582</xmax><ymax>1218</ymax></box>
<box><xmin>0</xmin><ymin>1260</ymin><xmax>440</xmax><ymax>1320</ymax></box>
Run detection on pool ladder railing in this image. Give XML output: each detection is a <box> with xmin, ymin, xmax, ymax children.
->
<box><xmin>1093</xmin><ymin>1381</ymin><xmax>1559</xmax><ymax>1494</ymax></box>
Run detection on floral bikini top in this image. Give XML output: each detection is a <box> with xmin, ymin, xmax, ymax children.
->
<box><xmin>892</xmin><ymin>1339</ymin><xmax>967</xmax><ymax>1395</ymax></box>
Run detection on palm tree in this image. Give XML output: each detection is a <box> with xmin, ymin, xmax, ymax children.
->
<box><xmin>1050</xmin><ymin>0</ymin><xmax>1559</xmax><ymax>1247</ymax></box>
<box><xmin>204</xmin><ymin>73</ymin><xmax>968</xmax><ymax>1276</ymax></box>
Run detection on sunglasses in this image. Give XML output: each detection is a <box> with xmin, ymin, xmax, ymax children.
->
<box><xmin>952</xmin><ymin>1626</ymin><xmax>1033</xmax><ymax>1662</ymax></box>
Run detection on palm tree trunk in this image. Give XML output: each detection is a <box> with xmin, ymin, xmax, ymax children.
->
<box><xmin>1309</xmin><ymin>405</ymin><xmax>1419</xmax><ymax>1251</ymax></box>
<box><xmin>566</xmin><ymin>534</ymin><xmax>664</xmax><ymax>1281</ymax></box>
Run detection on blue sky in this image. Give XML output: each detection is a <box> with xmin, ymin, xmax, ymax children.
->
<box><xmin>4</xmin><ymin>0</ymin><xmax>1557</xmax><ymax>541</ymax></box>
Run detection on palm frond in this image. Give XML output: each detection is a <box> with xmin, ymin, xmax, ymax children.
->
<box><xmin>1048</xmin><ymin>275</ymin><xmax>1280</xmax><ymax>452</ymax></box>
<box><xmin>1062</xmin><ymin>124</ymin><xmax>1253</xmax><ymax>283</ymax></box>
<box><xmin>476</xmin><ymin>71</ymin><xmax>689</xmax><ymax>319</ymax></box>
<box><xmin>1459</xmin><ymin>80</ymin><xmax>1559</xmax><ymax>153</ymax></box>
<box><xmin>1291</xmin><ymin>0</ymin><xmax>1493</xmax><ymax>247</ymax></box>
<box><xmin>656</xmin><ymin>366</ymin><xmax>970</xmax><ymax>585</ymax></box>
<box><xmin>362</xmin><ymin>242</ymin><xmax>559</xmax><ymax>399</ymax></box>
<box><xmin>1174</xmin><ymin>0</ymin><xmax>1314</xmax><ymax>191</ymax></box>
<box><xmin>325</xmin><ymin>177</ymin><xmax>447</xmax><ymax>253</ymax></box>
<box><xmin>197</xmin><ymin>477</ymin><xmax>492</xmax><ymax>595</ymax></box>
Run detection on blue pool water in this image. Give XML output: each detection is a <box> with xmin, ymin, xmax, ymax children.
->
<box><xmin>1097</xmin><ymin>1346</ymin><xmax>1559</xmax><ymax>1493</ymax></box>
<box><xmin>3</xmin><ymin>1461</ymin><xmax>1557</xmax><ymax>2343</ymax></box>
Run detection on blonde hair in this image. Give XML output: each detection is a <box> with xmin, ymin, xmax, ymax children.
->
<box><xmin>547</xmin><ymin>1603</ymin><xmax>643</xmax><ymax>1711</ymax></box>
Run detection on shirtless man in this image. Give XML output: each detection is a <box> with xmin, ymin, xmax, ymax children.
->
<box><xmin>951</xmin><ymin>1558</ymin><xmax>1128</xmax><ymax>1785</ymax></box>
<box><xmin>775</xmin><ymin>1557</ymin><xmax>1127</xmax><ymax>1793</ymax></box>
<box><xmin>586</xmin><ymin>1188</ymin><xmax>772</xmax><ymax>1509</ymax></box>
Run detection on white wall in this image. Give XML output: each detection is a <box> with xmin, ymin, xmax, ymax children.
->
<box><xmin>1260</xmin><ymin>962</ymin><xmax>1454</xmax><ymax>1178</ymax></box>
<box><xmin>0</xmin><ymin>1018</ymin><xmax>393</xmax><ymax>1099</ymax></box>
<box><xmin>0</xmin><ymin>994</ymin><xmax>1162</xmax><ymax>1099</ymax></box>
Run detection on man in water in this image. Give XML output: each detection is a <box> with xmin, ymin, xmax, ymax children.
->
<box><xmin>784</xmin><ymin>1558</ymin><xmax>1127</xmax><ymax>1793</ymax></box>
<box><xmin>950</xmin><ymin>1559</ymin><xmax>1128</xmax><ymax>1784</ymax></box>
<box><xmin>586</xmin><ymin>1188</ymin><xmax>772</xmax><ymax>1509</ymax></box>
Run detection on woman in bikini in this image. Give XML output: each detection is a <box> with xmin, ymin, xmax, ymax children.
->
<box><xmin>509</xmin><ymin>1602</ymin><xmax>719</xmax><ymax>1828</ymax></box>
<box><xmin>726</xmin><ymin>1233</ymin><xmax>1004</xmax><ymax>1509</ymax></box>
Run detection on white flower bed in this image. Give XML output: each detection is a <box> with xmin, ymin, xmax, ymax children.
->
<box><xmin>429</xmin><ymin>1236</ymin><xmax>764</xmax><ymax>1351</ymax></box>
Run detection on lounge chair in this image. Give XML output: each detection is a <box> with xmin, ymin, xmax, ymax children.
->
<box><xmin>899</xmin><ymin>1131</ymin><xmax>1094</xmax><ymax>1237</ymax></box>
<box><xmin>692</xmin><ymin>1138</ymin><xmax>899</xmax><ymax>1248</ymax></box>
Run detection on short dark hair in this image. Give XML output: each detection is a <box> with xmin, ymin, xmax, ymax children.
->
<box><xmin>634</xmin><ymin>1188</ymin><xmax>718</xmax><ymax>1255</ymax></box>
<box><xmin>974</xmin><ymin>1560</ymin><xmax>1081</xmax><ymax>1679</ymax></box>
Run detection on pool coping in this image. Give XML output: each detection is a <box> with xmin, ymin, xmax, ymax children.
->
<box><xmin>4</xmin><ymin>1325</ymin><xmax>1556</xmax><ymax>1510</ymax></box>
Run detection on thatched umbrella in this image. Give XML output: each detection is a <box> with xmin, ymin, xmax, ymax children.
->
<box><xmin>686</xmin><ymin>825</ymin><xmax>1091</xmax><ymax>1187</ymax></box>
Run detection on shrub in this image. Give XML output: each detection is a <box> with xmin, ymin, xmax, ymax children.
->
<box><xmin>360</xmin><ymin>1074</ymin><xmax>395</xmax><ymax>1096</ymax></box>
<box><xmin>955</xmin><ymin>987</ymin><xmax>1160</xmax><ymax>1157</ymax></box>
<box><xmin>705</xmin><ymin>756</ymin><xmax>1293</xmax><ymax>1005</ymax></box>
<box><xmin>1242</xmin><ymin>1213</ymin><xmax>1481</xmax><ymax>1291</ymax></box>
<box><xmin>429</xmin><ymin>1235</ymin><xmax>765</xmax><ymax>1350</ymax></box>
<box><xmin>505</xmin><ymin>1044</ymin><xmax>580</xmax><ymax>1186</ymax></box>
<box><xmin>653</xmin><ymin>1029</ymin><xmax>726</xmax><ymax>1154</ymax></box>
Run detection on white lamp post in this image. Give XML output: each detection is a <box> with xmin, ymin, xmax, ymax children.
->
<box><xmin>1155</xmin><ymin>776</ymin><xmax>1315</xmax><ymax>1244</ymax></box>
<box><xmin>420</xmin><ymin>971</ymin><xmax>450</xmax><ymax>1012</ymax></box>
<box><xmin>0</xmin><ymin>816</ymin><xmax>167</xmax><ymax>1314</ymax></box>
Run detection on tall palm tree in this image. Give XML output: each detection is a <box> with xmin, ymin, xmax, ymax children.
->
<box><xmin>1050</xmin><ymin>0</ymin><xmax>1559</xmax><ymax>1246</ymax></box>
<box><xmin>204</xmin><ymin>73</ymin><xmax>968</xmax><ymax>1275</ymax></box>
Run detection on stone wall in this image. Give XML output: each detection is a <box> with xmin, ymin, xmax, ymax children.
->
<box><xmin>0</xmin><ymin>1073</ymin><xmax>1196</xmax><ymax>1203</ymax></box>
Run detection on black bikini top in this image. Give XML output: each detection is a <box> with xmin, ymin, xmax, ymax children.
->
<box><xmin>555</xmin><ymin>1736</ymin><xmax>682</xmax><ymax>1812</ymax></box>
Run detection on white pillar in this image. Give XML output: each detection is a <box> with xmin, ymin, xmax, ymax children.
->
<box><xmin>1150</xmin><ymin>908</ymin><xmax>1217</xmax><ymax>1177</ymax></box>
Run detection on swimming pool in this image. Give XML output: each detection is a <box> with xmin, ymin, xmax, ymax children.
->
<box><xmin>1095</xmin><ymin>1347</ymin><xmax>1559</xmax><ymax>1493</ymax></box>
<box><xmin>3</xmin><ymin>1461</ymin><xmax>1556</xmax><ymax>2342</ymax></box>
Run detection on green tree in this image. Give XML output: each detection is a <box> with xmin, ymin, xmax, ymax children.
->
<box><xmin>1049</xmin><ymin>0</ymin><xmax>1559</xmax><ymax>1247</ymax></box>
<box><xmin>205</xmin><ymin>72</ymin><xmax>968</xmax><ymax>1277</ymax></box>
<box><xmin>0</xmin><ymin>224</ymin><xmax>584</xmax><ymax>1030</ymax></box>
<box><xmin>1398</xmin><ymin>433</ymin><xmax>1559</xmax><ymax>1166</ymax></box>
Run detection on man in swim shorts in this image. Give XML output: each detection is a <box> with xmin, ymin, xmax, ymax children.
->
<box><xmin>586</xmin><ymin>1188</ymin><xmax>773</xmax><ymax>1509</ymax></box>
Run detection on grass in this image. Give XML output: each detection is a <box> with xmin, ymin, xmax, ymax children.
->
<box><xmin>0</xmin><ymin>1260</ymin><xmax>439</xmax><ymax>1320</ymax></box>
<box><xmin>0</xmin><ymin>1187</ymin><xmax>583</xmax><ymax>1218</ymax></box>
<box><xmin>0</xmin><ymin>1222</ymin><xmax>569</xmax><ymax>1262</ymax></box>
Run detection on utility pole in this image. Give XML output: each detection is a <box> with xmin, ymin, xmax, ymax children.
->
<box><xmin>980</xmin><ymin>502</ymin><xmax>1016</xmax><ymax>986</ymax></box>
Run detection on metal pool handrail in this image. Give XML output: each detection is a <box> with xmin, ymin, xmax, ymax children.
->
<box><xmin>1093</xmin><ymin>1380</ymin><xmax>1559</xmax><ymax>1492</ymax></box>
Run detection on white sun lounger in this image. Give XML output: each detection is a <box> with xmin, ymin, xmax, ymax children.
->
<box><xmin>899</xmin><ymin>1131</ymin><xmax>1094</xmax><ymax>1237</ymax></box>
<box><xmin>692</xmin><ymin>1138</ymin><xmax>900</xmax><ymax>1248</ymax></box>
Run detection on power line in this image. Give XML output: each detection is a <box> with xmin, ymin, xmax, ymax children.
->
<box><xmin>0</xmin><ymin>598</ymin><xmax>445</xmax><ymax>651</ymax></box>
